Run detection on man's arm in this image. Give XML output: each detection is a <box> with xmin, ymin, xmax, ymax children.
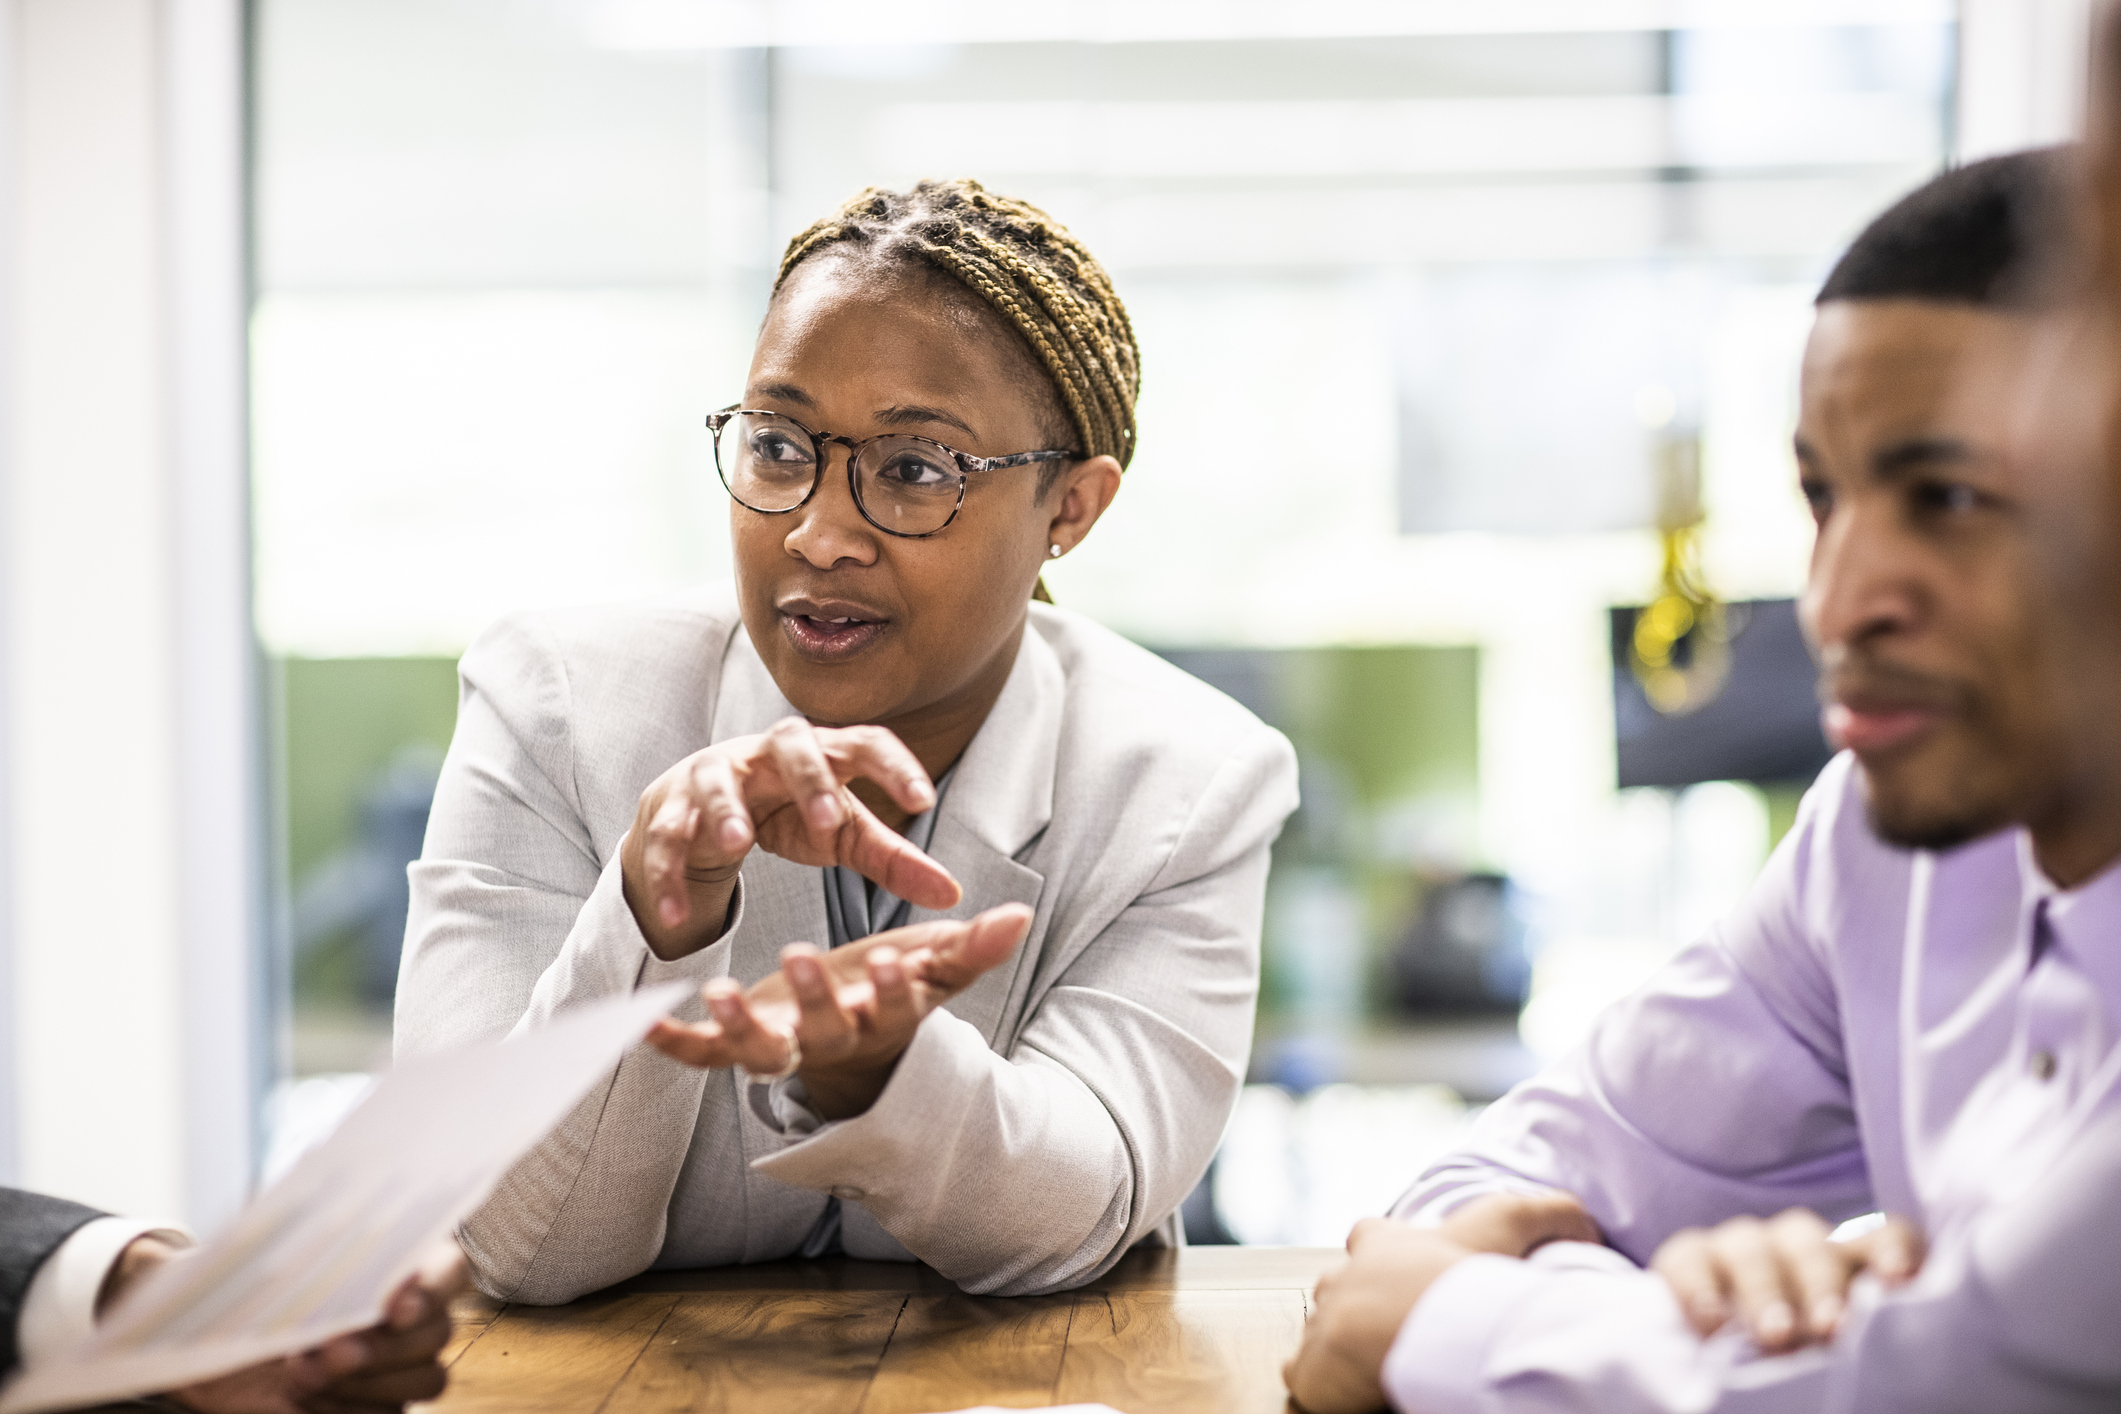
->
<box><xmin>0</xmin><ymin>1187</ymin><xmax>116</xmax><ymax>1373</ymax></box>
<box><xmin>1296</xmin><ymin>1111</ymin><xmax>2121</xmax><ymax>1414</ymax></box>
<box><xmin>1393</xmin><ymin>757</ymin><xmax>1882</xmax><ymax>1264</ymax></box>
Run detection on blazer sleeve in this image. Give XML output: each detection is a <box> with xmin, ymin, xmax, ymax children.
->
<box><xmin>0</xmin><ymin>1188</ymin><xmax>105</xmax><ymax>1374</ymax></box>
<box><xmin>750</xmin><ymin>723</ymin><xmax>1299</xmax><ymax>1295</ymax></box>
<box><xmin>1390</xmin><ymin>760</ymin><xmax>1874</xmax><ymax>1264</ymax></box>
<box><xmin>395</xmin><ymin>617</ymin><xmax>731</xmax><ymax>1303</ymax></box>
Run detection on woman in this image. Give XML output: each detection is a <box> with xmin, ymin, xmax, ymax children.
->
<box><xmin>395</xmin><ymin>180</ymin><xmax>1298</xmax><ymax>1303</ymax></box>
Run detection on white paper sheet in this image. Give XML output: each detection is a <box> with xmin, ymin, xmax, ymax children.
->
<box><xmin>0</xmin><ymin>982</ymin><xmax>689</xmax><ymax>1414</ymax></box>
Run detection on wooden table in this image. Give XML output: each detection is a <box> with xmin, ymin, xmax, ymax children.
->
<box><xmin>427</xmin><ymin>1246</ymin><xmax>1339</xmax><ymax>1414</ymax></box>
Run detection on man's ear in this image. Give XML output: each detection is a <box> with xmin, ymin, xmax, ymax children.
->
<box><xmin>1044</xmin><ymin>455</ymin><xmax>1123</xmax><ymax>556</ymax></box>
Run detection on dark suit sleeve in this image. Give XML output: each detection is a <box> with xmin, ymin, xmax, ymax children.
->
<box><xmin>0</xmin><ymin>1187</ymin><xmax>107</xmax><ymax>1375</ymax></box>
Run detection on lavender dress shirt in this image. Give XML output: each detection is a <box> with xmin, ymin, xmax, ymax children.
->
<box><xmin>1385</xmin><ymin>752</ymin><xmax>2121</xmax><ymax>1413</ymax></box>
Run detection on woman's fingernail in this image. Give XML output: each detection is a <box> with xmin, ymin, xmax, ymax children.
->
<box><xmin>661</xmin><ymin>899</ymin><xmax>684</xmax><ymax>927</ymax></box>
<box><xmin>720</xmin><ymin>819</ymin><xmax>748</xmax><ymax>850</ymax></box>
<box><xmin>875</xmin><ymin>958</ymin><xmax>901</xmax><ymax>986</ymax></box>
<box><xmin>806</xmin><ymin>795</ymin><xmax>841</xmax><ymax>829</ymax></box>
<box><xmin>909</xmin><ymin>778</ymin><xmax>935</xmax><ymax>808</ymax></box>
<box><xmin>1810</xmin><ymin>1296</ymin><xmax>1842</xmax><ymax>1333</ymax></box>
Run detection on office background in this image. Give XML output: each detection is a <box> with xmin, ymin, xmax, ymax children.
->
<box><xmin>0</xmin><ymin>0</ymin><xmax>2092</xmax><ymax>1240</ymax></box>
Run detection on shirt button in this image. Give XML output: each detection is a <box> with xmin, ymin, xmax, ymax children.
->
<box><xmin>831</xmin><ymin>1185</ymin><xmax>866</xmax><ymax>1201</ymax></box>
<box><xmin>2030</xmin><ymin>1050</ymin><xmax>2058</xmax><ymax>1082</ymax></box>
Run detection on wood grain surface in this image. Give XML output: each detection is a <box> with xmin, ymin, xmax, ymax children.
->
<box><xmin>420</xmin><ymin>1247</ymin><xmax>1336</xmax><ymax>1414</ymax></box>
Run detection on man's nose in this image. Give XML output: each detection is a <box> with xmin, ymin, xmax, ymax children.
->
<box><xmin>783</xmin><ymin>446</ymin><xmax>877</xmax><ymax>569</ymax></box>
<box><xmin>1801</xmin><ymin>499</ymin><xmax>1921</xmax><ymax>656</ymax></box>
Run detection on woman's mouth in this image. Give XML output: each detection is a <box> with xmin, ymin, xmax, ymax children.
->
<box><xmin>780</xmin><ymin>609</ymin><xmax>886</xmax><ymax>662</ymax></box>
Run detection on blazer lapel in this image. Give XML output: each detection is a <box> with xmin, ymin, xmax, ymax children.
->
<box><xmin>707</xmin><ymin>619</ymin><xmax>1064</xmax><ymax>1036</ymax></box>
<box><xmin>911</xmin><ymin>626</ymin><xmax>1062</xmax><ymax>1045</ymax></box>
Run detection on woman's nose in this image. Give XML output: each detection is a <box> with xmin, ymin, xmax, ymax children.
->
<box><xmin>783</xmin><ymin>446</ymin><xmax>878</xmax><ymax>569</ymax></box>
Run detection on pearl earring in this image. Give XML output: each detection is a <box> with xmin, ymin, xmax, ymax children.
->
<box><xmin>1049</xmin><ymin>544</ymin><xmax>1062</xmax><ymax>558</ymax></box>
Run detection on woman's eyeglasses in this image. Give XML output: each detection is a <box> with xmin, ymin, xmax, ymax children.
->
<box><xmin>706</xmin><ymin>406</ymin><xmax>1078</xmax><ymax>538</ymax></box>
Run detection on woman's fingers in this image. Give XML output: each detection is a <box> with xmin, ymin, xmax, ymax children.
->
<box><xmin>784</xmin><ymin>945</ymin><xmax>859</xmax><ymax>1054</ymax></box>
<box><xmin>686</xmin><ymin>750</ymin><xmax>754</xmax><ymax>860</ymax></box>
<box><xmin>1651</xmin><ymin>1228</ymin><xmax>1730</xmax><ymax>1336</ymax></box>
<box><xmin>838</xmin><ymin>796</ymin><xmax>962</xmax><ymax>910</ymax></box>
<box><xmin>824</xmin><ymin>724</ymin><xmax>938</xmax><ymax>816</ymax></box>
<box><xmin>639</xmin><ymin>793</ymin><xmax>705</xmax><ymax>930</ymax></box>
<box><xmin>866</xmin><ymin>945</ymin><xmax>921</xmax><ymax>1040</ymax></box>
<box><xmin>707</xmin><ymin>978</ymin><xmax>800</xmax><ymax>1073</ymax></box>
<box><xmin>764</xmin><ymin>717</ymin><xmax>849</xmax><ymax>838</ymax></box>
<box><xmin>646</xmin><ymin>981</ymin><xmax>793</xmax><ymax>1073</ymax></box>
<box><xmin>643</xmin><ymin>1016</ymin><xmax>737</xmax><ymax>1069</ymax></box>
<box><xmin>916</xmin><ymin>904</ymin><xmax>1032</xmax><ymax>992</ymax></box>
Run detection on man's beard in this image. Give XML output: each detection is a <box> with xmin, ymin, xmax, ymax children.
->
<box><xmin>1863</xmin><ymin>791</ymin><xmax>2011</xmax><ymax>852</ymax></box>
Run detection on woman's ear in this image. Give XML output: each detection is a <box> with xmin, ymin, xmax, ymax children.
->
<box><xmin>1044</xmin><ymin>455</ymin><xmax>1123</xmax><ymax>557</ymax></box>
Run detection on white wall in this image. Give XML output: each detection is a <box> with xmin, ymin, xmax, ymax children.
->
<box><xmin>0</xmin><ymin>0</ymin><xmax>261</xmax><ymax>1233</ymax></box>
<box><xmin>1958</xmin><ymin>0</ymin><xmax>2095</xmax><ymax>159</ymax></box>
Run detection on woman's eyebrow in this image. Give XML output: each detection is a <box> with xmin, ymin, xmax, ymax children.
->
<box><xmin>749</xmin><ymin>381</ymin><xmax>816</xmax><ymax>408</ymax></box>
<box><xmin>875</xmin><ymin>403</ymin><xmax>978</xmax><ymax>437</ymax></box>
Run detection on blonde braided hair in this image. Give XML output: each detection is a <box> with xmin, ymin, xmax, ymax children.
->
<box><xmin>774</xmin><ymin>180</ymin><xmax>1141</xmax><ymax>480</ymax></box>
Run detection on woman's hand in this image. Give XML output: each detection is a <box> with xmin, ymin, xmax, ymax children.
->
<box><xmin>1652</xmin><ymin>1208</ymin><xmax>1925</xmax><ymax>1352</ymax></box>
<box><xmin>645</xmin><ymin>903</ymin><xmax>1033</xmax><ymax>1119</ymax></box>
<box><xmin>621</xmin><ymin>717</ymin><xmax>961</xmax><ymax>959</ymax></box>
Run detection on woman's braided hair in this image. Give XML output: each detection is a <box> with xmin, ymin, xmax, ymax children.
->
<box><xmin>774</xmin><ymin>179</ymin><xmax>1141</xmax><ymax>474</ymax></box>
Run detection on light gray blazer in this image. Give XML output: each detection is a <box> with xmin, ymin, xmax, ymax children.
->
<box><xmin>395</xmin><ymin>587</ymin><xmax>1298</xmax><ymax>1304</ymax></box>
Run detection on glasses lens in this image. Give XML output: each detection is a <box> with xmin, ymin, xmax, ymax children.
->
<box><xmin>854</xmin><ymin>437</ymin><xmax>964</xmax><ymax>535</ymax></box>
<box><xmin>716</xmin><ymin>413</ymin><xmax>817</xmax><ymax>511</ymax></box>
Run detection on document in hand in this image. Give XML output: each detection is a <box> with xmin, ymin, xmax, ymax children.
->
<box><xmin>0</xmin><ymin>983</ymin><xmax>689</xmax><ymax>1414</ymax></box>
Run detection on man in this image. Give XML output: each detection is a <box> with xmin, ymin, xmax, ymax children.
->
<box><xmin>1286</xmin><ymin>146</ymin><xmax>2121</xmax><ymax>1412</ymax></box>
<box><xmin>2</xmin><ymin>1187</ymin><xmax>463</xmax><ymax>1411</ymax></box>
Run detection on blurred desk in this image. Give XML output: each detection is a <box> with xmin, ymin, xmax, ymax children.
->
<box><xmin>429</xmin><ymin>1246</ymin><xmax>1335</xmax><ymax>1414</ymax></box>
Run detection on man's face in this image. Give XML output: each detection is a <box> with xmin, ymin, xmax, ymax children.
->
<box><xmin>1797</xmin><ymin>298</ymin><xmax>2070</xmax><ymax>849</ymax></box>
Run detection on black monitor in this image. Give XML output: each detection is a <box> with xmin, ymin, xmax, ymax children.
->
<box><xmin>1611</xmin><ymin>598</ymin><xmax>1834</xmax><ymax>789</ymax></box>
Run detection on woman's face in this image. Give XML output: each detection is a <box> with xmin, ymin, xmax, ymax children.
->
<box><xmin>731</xmin><ymin>258</ymin><xmax>1111</xmax><ymax>734</ymax></box>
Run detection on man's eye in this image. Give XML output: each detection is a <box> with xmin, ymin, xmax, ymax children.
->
<box><xmin>1913</xmin><ymin>480</ymin><xmax>1983</xmax><ymax>515</ymax></box>
<box><xmin>1800</xmin><ymin>479</ymin><xmax>1834</xmax><ymax>519</ymax></box>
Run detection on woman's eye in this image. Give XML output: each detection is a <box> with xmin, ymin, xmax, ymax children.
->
<box><xmin>749</xmin><ymin>432</ymin><xmax>812</xmax><ymax>465</ymax></box>
<box><xmin>874</xmin><ymin>451</ymin><xmax>954</xmax><ymax>489</ymax></box>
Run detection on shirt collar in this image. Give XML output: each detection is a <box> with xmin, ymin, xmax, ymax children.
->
<box><xmin>2017</xmin><ymin>830</ymin><xmax>2121</xmax><ymax>1003</ymax></box>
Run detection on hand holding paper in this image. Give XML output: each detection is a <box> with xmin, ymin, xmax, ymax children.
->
<box><xmin>0</xmin><ymin>984</ymin><xmax>687</xmax><ymax>1414</ymax></box>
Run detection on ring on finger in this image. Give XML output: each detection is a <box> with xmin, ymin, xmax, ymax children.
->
<box><xmin>737</xmin><ymin>1029</ymin><xmax>802</xmax><ymax>1085</ymax></box>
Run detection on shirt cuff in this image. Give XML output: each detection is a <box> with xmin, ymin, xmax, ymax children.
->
<box><xmin>748</xmin><ymin>1006</ymin><xmax>992</xmax><ymax>1192</ymax></box>
<box><xmin>16</xmin><ymin>1217</ymin><xmax>195</xmax><ymax>1369</ymax></box>
<box><xmin>1382</xmin><ymin>1252</ymin><xmax>1546</xmax><ymax>1414</ymax></box>
<box><xmin>1382</xmin><ymin>1241</ymin><xmax>1652</xmax><ymax>1414</ymax></box>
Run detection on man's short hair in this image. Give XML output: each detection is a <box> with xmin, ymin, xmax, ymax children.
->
<box><xmin>1817</xmin><ymin>147</ymin><xmax>2068</xmax><ymax>310</ymax></box>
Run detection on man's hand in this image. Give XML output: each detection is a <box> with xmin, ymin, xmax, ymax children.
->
<box><xmin>1438</xmin><ymin>1189</ymin><xmax>1602</xmax><ymax>1257</ymax></box>
<box><xmin>1284</xmin><ymin>1218</ymin><xmax>1478</xmax><ymax>1414</ymax></box>
<box><xmin>99</xmin><ymin>1240</ymin><xmax>470</xmax><ymax>1413</ymax></box>
<box><xmin>621</xmin><ymin>718</ymin><xmax>961</xmax><ymax>960</ymax></box>
<box><xmin>1652</xmin><ymin>1209</ymin><xmax>1925</xmax><ymax>1352</ymax></box>
<box><xmin>645</xmin><ymin>903</ymin><xmax>1033</xmax><ymax>1118</ymax></box>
